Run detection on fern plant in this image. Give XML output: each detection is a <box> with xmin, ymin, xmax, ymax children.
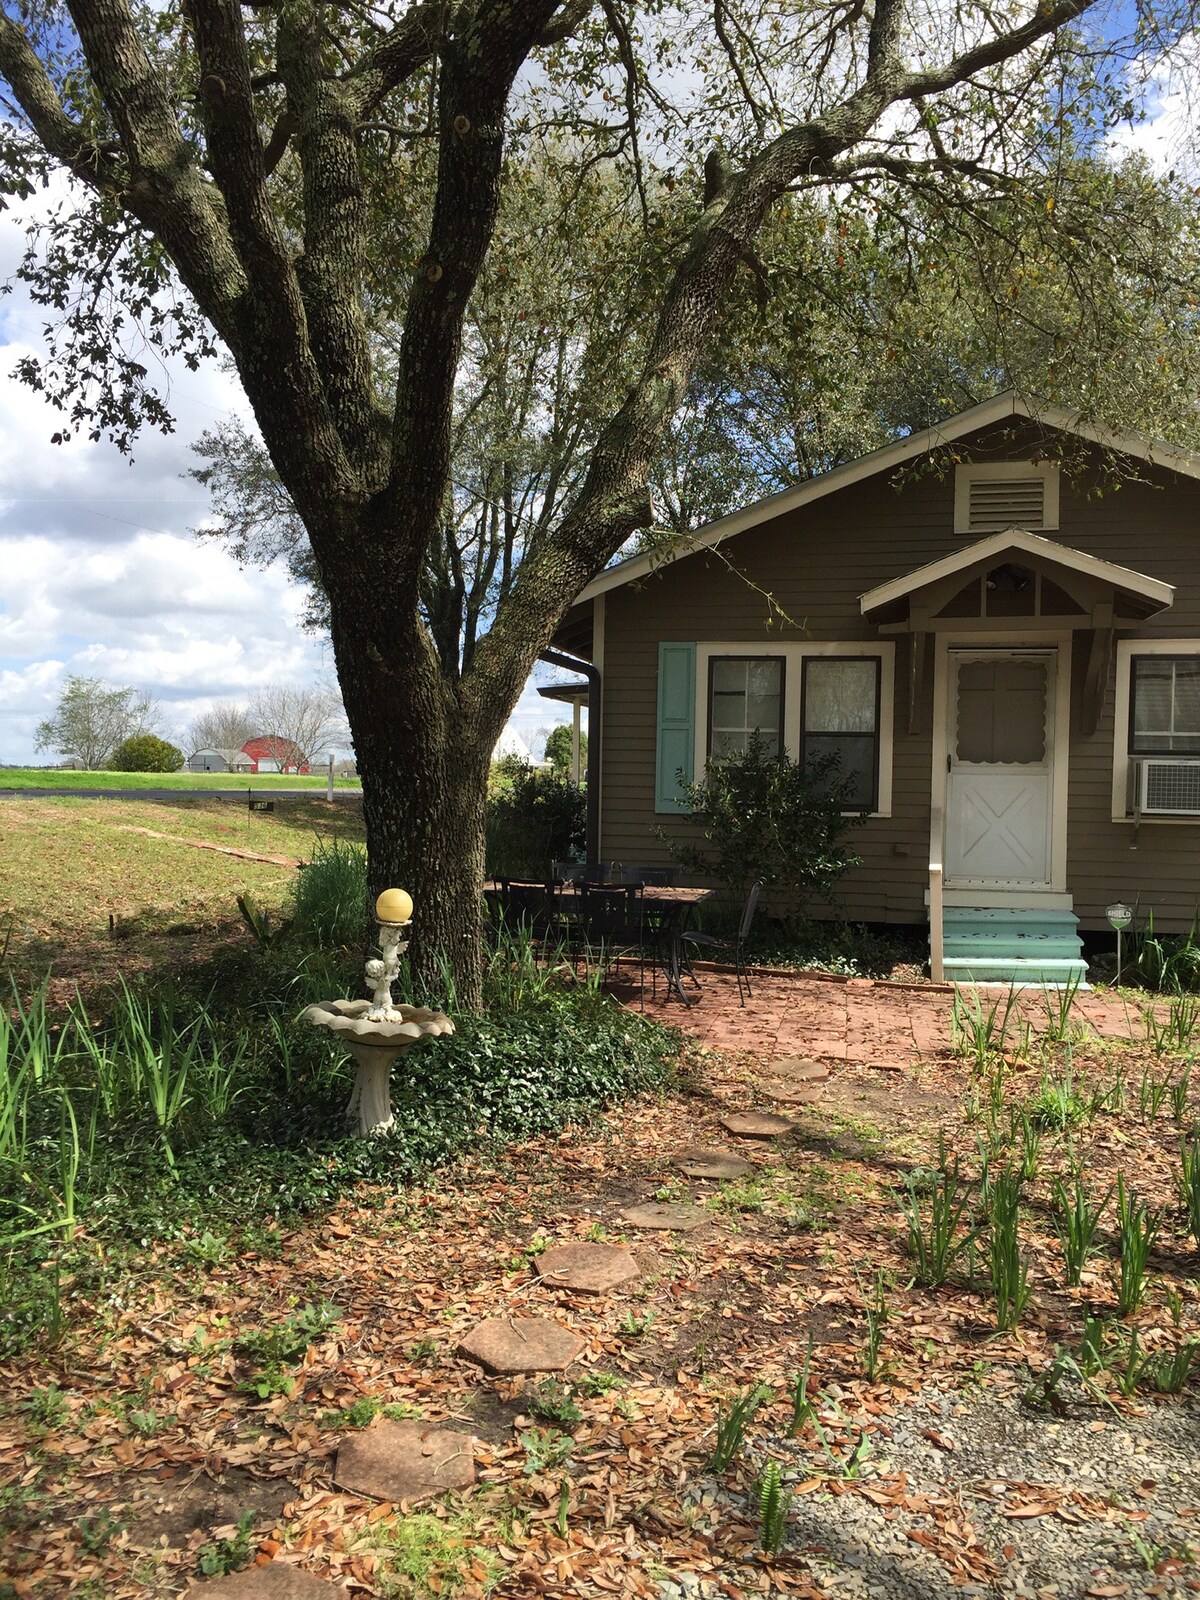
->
<box><xmin>756</xmin><ymin>1460</ymin><xmax>792</xmax><ymax>1556</ymax></box>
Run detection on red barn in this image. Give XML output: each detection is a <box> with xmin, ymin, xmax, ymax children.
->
<box><xmin>241</xmin><ymin>735</ymin><xmax>309</xmax><ymax>774</ymax></box>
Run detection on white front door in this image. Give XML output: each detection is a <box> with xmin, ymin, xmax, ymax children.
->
<box><xmin>946</xmin><ymin>649</ymin><xmax>1055</xmax><ymax>887</ymax></box>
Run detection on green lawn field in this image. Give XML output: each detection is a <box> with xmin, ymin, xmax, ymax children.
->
<box><xmin>0</xmin><ymin>767</ymin><xmax>361</xmax><ymax>791</ymax></box>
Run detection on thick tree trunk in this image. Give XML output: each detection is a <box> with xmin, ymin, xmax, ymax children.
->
<box><xmin>326</xmin><ymin>548</ymin><xmax>491</xmax><ymax>1010</ymax></box>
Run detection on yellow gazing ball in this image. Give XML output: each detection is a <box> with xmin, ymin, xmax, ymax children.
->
<box><xmin>375</xmin><ymin>888</ymin><xmax>414</xmax><ymax>925</ymax></box>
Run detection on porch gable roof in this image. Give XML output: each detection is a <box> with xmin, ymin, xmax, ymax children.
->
<box><xmin>859</xmin><ymin>528</ymin><xmax>1175</xmax><ymax>618</ymax></box>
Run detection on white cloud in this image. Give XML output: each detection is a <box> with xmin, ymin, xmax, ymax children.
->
<box><xmin>1110</xmin><ymin>33</ymin><xmax>1200</xmax><ymax>177</ymax></box>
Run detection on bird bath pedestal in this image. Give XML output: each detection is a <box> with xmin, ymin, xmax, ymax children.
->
<box><xmin>301</xmin><ymin>890</ymin><xmax>454</xmax><ymax>1137</ymax></box>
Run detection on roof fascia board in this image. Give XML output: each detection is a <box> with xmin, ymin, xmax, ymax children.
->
<box><xmin>859</xmin><ymin>527</ymin><xmax>1175</xmax><ymax>614</ymax></box>
<box><xmin>576</xmin><ymin>391</ymin><xmax>1200</xmax><ymax>605</ymax></box>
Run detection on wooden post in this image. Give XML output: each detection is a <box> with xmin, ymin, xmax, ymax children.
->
<box><xmin>327</xmin><ymin>752</ymin><xmax>335</xmax><ymax>802</ymax></box>
<box><xmin>929</xmin><ymin>861</ymin><xmax>944</xmax><ymax>983</ymax></box>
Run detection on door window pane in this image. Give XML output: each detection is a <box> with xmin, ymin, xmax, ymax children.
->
<box><xmin>802</xmin><ymin>657</ymin><xmax>880</xmax><ymax>810</ymax></box>
<box><xmin>955</xmin><ymin>658</ymin><xmax>1047</xmax><ymax>765</ymax></box>
<box><xmin>708</xmin><ymin>657</ymin><xmax>783</xmax><ymax>758</ymax></box>
<box><xmin>1131</xmin><ymin>656</ymin><xmax>1200</xmax><ymax>753</ymax></box>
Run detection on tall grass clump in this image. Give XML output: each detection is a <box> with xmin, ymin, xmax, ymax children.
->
<box><xmin>1050</xmin><ymin>1174</ymin><xmax>1109</xmax><ymax>1287</ymax></box>
<box><xmin>951</xmin><ymin>986</ymin><xmax>1017</xmax><ymax>1072</ymax></box>
<box><xmin>1115</xmin><ymin>1174</ymin><xmax>1160</xmax><ymax>1315</ymax></box>
<box><xmin>899</xmin><ymin>1157</ymin><xmax>972</xmax><ymax>1286</ymax></box>
<box><xmin>291</xmin><ymin>838</ymin><xmax>368</xmax><ymax>947</ymax></box>
<box><xmin>988</xmin><ymin>1169</ymin><xmax>1031</xmax><ymax>1331</ymax></box>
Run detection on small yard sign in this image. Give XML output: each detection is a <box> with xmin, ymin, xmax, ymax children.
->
<box><xmin>248</xmin><ymin>791</ymin><xmax>276</xmax><ymax>814</ymax></box>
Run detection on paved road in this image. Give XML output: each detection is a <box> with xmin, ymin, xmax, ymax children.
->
<box><xmin>0</xmin><ymin>787</ymin><xmax>359</xmax><ymax>801</ymax></box>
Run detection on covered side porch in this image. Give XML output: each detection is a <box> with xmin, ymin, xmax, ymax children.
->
<box><xmin>860</xmin><ymin>529</ymin><xmax>1175</xmax><ymax>985</ymax></box>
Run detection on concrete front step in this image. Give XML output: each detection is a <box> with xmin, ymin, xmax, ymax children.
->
<box><xmin>942</xmin><ymin>956</ymin><xmax>1090</xmax><ymax>987</ymax></box>
<box><xmin>938</xmin><ymin>906</ymin><xmax>1088</xmax><ymax>988</ymax></box>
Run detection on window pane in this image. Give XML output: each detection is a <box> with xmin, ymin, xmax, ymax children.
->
<box><xmin>708</xmin><ymin>657</ymin><xmax>782</xmax><ymax>757</ymax></box>
<box><xmin>1132</xmin><ymin>656</ymin><xmax>1200</xmax><ymax>753</ymax></box>
<box><xmin>805</xmin><ymin>658</ymin><xmax>877</xmax><ymax>734</ymax></box>
<box><xmin>956</xmin><ymin>658</ymin><xmax>1046</xmax><ymax>764</ymax></box>
<box><xmin>805</xmin><ymin>733</ymin><xmax>876</xmax><ymax>810</ymax></box>
<box><xmin>712</xmin><ymin>658</ymin><xmax>747</xmax><ymax>696</ymax></box>
<box><xmin>1174</xmin><ymin>661</ymin><xmax>1200</xmax><ymax>732</ymax></box>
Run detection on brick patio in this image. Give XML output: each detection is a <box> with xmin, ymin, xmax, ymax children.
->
<box><xmin>631</xmin><ymin>964</ymin><xmax>1141</xmax><ymax>1067</ymax></box>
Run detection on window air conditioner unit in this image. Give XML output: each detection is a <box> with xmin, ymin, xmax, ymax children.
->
<box><xmin>1137</xmin><ymin>758</ymin><xmax>1200</xmax><ymax>816</ymax></box>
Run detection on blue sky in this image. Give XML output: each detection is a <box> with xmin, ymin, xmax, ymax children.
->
<box><xmin>0</xmin><ymin>190</ymin><xmax>571</xmax><ymax>766</ymax></box>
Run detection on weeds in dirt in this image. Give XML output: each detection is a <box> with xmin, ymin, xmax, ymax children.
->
<box><xmin>1179</xmin><ymin>1134</ymin><xmax>1200</xmax><ymax>1244</ymax></box>
<box><xmin>988</xmin><ymin>1169</ymin><xmax>1031</xmax><ymax>1331</ymax></box>
<box><xmin>1050</xmin><ymin>1173</ymin><xmax>1109</xmax><ymax>1287</ymax></box>
<box><xmin>1137</xmin><ymin>1063</ymin><xmax>1173</xmax><ymax>1120</ymax></box>
<box><xmin>1008</xmin><ymin>1105</ymin><xmax>1042</xmax><ymax>1181</ymax></box>
<box><xmin>526</xmin><ymin>1379</ymin><xmax>584</xmax><ymax>1428</ymax></box>
<box><xmin>900</xmin><ymin>1158</ymin><xmax>972</xmax><ymax>1286</ymax></box>
<box><xmin>1028</xmin><ymin>1064</ymin><xmax>1087</xmax><ymax>1132</ymax></box>
<box><xmin>1116</xmin><ymin>1174</ymin><xmax>1161</xmax><ymax>1315</ymax></box>
<box><xmin>1041</xmin><ymin>975</ymin><xmax>1086</xmax><ymax>1044</ymax></box>
<box><xmin>951</xmin><ymin>986</ymin><xmax>1017</xmax><ymax>1070</ymax></box>
<box><xmin>520</xmin><ymin>1426</ymin><xmax>574</xmax><ymax>1475</ymax></box>
<box><xmin>197</xmin><ymin>1511</ymin><xmax>255</xmax><ymax>1577</ymax></box>
<box><xmin>1170</xmin><ymin>1066</ymin><xmax>1193</xmax><ymax>1126</ymax></box>
<box><xmin>787</xmin><ymin>1335</ymin><xmax>816</xmax><ymax>1435</ymax></box>
<box><xmin>709</xmin><ymin>1383</ymin><xmax>770</xmax><ymax>1472</ymax></box>
<box><xmin>858</xmin><ymin>1269</ymin><xmax>890</xmax><ymax>1381</ymax></box>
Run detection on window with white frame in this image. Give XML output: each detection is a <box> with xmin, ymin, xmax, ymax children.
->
<box><xmin>707</xmin><ymin>656</ymin><xmax>784</xmax><ymax>758</ymax></box>
<box><xmin>800</xmin><ymin>656</ymin><xmax>881</xmax><ymax>811</ymax></box>
<box><xmin>1129</xmin><ymin>654</ymin><xmax>1200</xmax><ymax>755</ymax></box>
<box><xmin>1111</xmin><ymin>641</ymin><xmax>1200</xmax><ymax>820</ymax></box>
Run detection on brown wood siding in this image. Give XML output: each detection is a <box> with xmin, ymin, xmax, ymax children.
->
<box><xmin>598</xmin><ymin>424</ymin><xmax>1200</xmax><ymax>931</ymax></box>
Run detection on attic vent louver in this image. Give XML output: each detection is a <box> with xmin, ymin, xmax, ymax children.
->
<box><xmin>967</xmin><ymin>476</ymin><xmax>1046</xmax><ymax>531</ymax></box>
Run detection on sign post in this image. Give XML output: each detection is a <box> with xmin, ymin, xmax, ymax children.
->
<box><xmin>327</xmin><ymin>753</ymin><xmax>335</xmax><ymax>803</ymax></box>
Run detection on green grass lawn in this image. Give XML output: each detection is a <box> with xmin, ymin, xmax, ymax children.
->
<box><xmin>0</xmin><ymin>793</ymin><xmax>365</xmax><ymax>948</ymax></box>
<box><xmin>0</xmin><ymin>766</ymin><xmax>361</xmax><ymax>790</ymax></box>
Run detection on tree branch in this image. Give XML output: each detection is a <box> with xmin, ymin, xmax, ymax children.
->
<box><xmin>0</xmin><ymin>14</ymin><xmax>121</xmax><ymax>192</ymax></box>
<box><xmin>463</xmin><ymin>0</ymin><xmax>1106</xmax><ymax>737</ymax></box>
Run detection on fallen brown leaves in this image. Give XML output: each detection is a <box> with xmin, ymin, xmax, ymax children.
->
<box><xmin>2</xmin><ymin>992</ymin><xmax>1199</xmax><ymax>1598</ymax></box>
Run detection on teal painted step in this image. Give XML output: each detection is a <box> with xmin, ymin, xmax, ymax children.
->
<box><xmin>936</xmin><ymin>907</ymin><xmax>1088</xmax><ymax>987</ymax></box>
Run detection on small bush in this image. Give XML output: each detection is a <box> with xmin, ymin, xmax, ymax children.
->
<box><xmin>291</xmin><ymin>837</ymin><xmax>367</xmax><ymax>947</ymax></box>
<box><xmin>486</xmin><ymin>761</ymin><xmax>585</xmax><ymax>882</ymax></box>
<box><xmin>662</xmin><ymin>734</ymin><xmax>865</xmax><ymax>930</ymax></box>
<box><xmin>109</xmin><ymin>734</ymin><xmax>184</xmax><ymax>772</ymax></box>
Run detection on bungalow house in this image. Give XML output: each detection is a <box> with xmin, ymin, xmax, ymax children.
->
<box><xmin>185</xmin><ymin>747</ymin><xmax>254</xmax><ymax>774</ymax></box>
<box><xmin>549</xmin><ymin>392</ymin><xmax>1200</xmax><ymax>984</ymax></box>
<box><xmin>241</xmin><ymin>735</ymin><xmax>309</xmax><ymax>774</ymax></box>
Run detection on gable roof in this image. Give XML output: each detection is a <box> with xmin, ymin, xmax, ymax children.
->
<box><xmin>577</xmin><ymin>391</ymin><xmax>1200</xmax><ymax>604</ymax></box>
<box><xmin>859</xmin><ymin>528</ymin><xmax>1175</xmax><ymax>616</ymax></box>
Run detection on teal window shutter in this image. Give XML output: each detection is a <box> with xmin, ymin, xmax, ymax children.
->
<box><xmin>655</xmin><ymin>642</ymin><xmax>696</xmax><ymax>813</ymax></box>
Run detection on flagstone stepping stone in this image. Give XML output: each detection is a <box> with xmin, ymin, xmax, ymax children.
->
<box><xmin>200</xmin><ymin>1566</ymin><xmax>335</xmax><ymax>1597</ymax></box>
<box><xmin>535</xmin><ymin>1242</ymin><xmax>641</xmax><ymax>1293</ymax></box>
<box><xmin>760</xmin><ymin>1078</ymin><xmax>825</xmax><ymax>1106</ymax></box>
<box><xmin>621</xmin><ymin>1201</ymin><xmax>708</xmax><ymax>1231</ymax></box>
<box><xmin>674</xmin><ymin>1147</ymin><xmax>753</xmax><ymax>1180</ymax></box>
<box><xmin>335</xmin><ymin>1419</ymin><xmax>475</xmax><ymax>1504</ymax></box>
<box><xmin>771</xmin><ymin>1057</ymin><xmax>830</xmax><ymax>1082</ymax></box>
<box><xmin>458</xmin><ymin>1317</ymin><xmax>585</xmax><ymax>1374</ymax></box>
<box><xmin>719</xmin><ymin>1111</ymin><xmax>795</xmax><ymax>1139</ymax></box>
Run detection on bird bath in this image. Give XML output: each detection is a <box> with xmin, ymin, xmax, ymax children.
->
<box><xmin>302</xmin><ymin>889</ymin><xmax>454</xmax><ymax>1137</ymax></box>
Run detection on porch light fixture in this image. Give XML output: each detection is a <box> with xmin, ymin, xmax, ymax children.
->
<box><xmin>1106</xmin><ymin>901</ymin><xmax>1133</xmax><ymax>984</ymax></box>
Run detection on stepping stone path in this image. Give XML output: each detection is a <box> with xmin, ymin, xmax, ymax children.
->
<box><xmin>760</xmin><ymin>1056</ymin><xmax>830</xmax><ymax>1105</ymax></box>
<box><xmin>772</xmin><ymin>1057</ymin><xmax>831</xmax><ymax>1082</ymax></box>
<box><xmin>335</xmin><ymin>1419</ymin><xmax>476</xmax><ymax>1504</ymax></box>
<box><xmin>621</xmin><ymin>1201</ymin><xmax>708</xmax><ymax>1231</ymax></box>
<box><xmin>535</xmin><ymin>1242</ymin><xmax>641</xmax><ymax>1292</ymax></box>
<box><xmin>458</xmin><ymin>1316</ymin><xmax>585</xmax><ymax>1373</ymax></box>
<box><xmin>760</xmin><ymin>1079</ymin><xmax>824</xmax><ymax>1106</ymax></box>
<box><xmin>673</xmin><ymin>1147</ymin><xmax>753</xmax><ymax>1180</ymax></box>
<box><xmin>719</xmin><ymin>1111</ymin><xmax>794</xmax><ymax>1139</ymax></box>
<box><xmin>200</xmin><ymin>1566</ymin><xmax>335</xmax><ymax>1597</ymax></box>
